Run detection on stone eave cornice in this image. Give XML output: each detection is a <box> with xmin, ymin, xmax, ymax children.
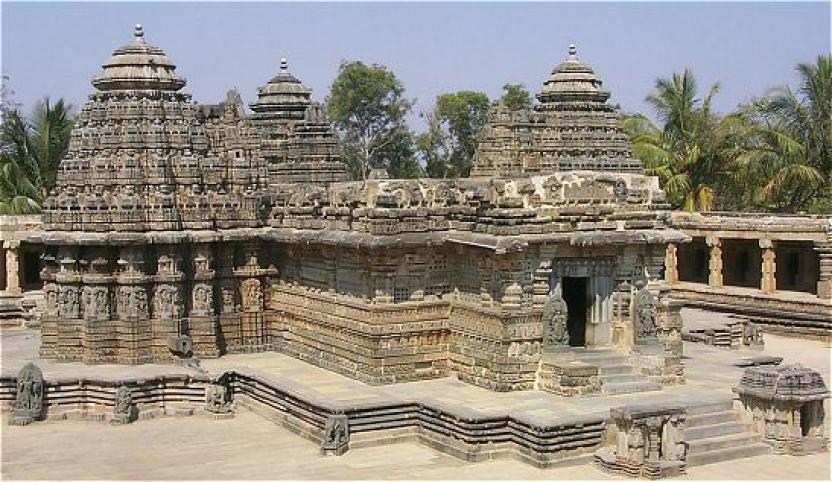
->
<box><xmin>26</xmin><ymin>226</ymin><xmax>688</xmax><ymax>252</ymax></box>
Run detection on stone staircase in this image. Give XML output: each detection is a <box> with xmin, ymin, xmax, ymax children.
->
<box><xmin>685</xmin><ymin>400</ymin><xmax>771</xmax><ymax>467</ymax></box>
<box><xmin>580</xmin><ymin>350</ymin><xmax>662</xmax><ymax>395</ymax></box>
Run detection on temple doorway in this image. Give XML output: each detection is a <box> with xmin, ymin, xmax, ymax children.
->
<box><xmin>562</xmin><ymin>277</ymin><xmax>589</xmax><ymax>347</ymax></box>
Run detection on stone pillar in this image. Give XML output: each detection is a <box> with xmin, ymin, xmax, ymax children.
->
<box><xmin>3</xmin><ymin>241</ymin><xmax>21</xmax><ymax>294</ymax></box>
<box><xmin>706</xmin><ymin>236</ymin><xmax>723</xmax><ymax>288</ymax></box>
<box><xmin>760</xmin><ymin>239</ymin><xmax>777</xmax><ymax>294</ymax></box>
<box><xmin>664</xmin><ymin>244</ymin><xmax>679</xmax><ymax>285</ymax></box>
<box><xmin>815</xmin><ymin>242</ymin><xmax>832</xmax><ymax>300</ymax></box>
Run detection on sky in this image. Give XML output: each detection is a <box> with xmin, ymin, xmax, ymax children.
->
<box><xmin>2</xmin><ymin>1</ymin><xmax>830</xmax><ymax>128</ymax></box>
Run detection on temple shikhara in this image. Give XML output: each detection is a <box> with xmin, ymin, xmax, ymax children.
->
<box><xmin>29</xmin><ymin>26</ymin><xmax>690</xmax><ymax>394</ymax></box>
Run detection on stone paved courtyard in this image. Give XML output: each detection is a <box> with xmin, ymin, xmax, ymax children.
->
<box><xmin>3</xmin><ymin>410</ymin><xmax>830</xmax><ymax>481</ymax></box>
<box><xmin>2</xmin><ymin>309</ymin><xmax>830</xmax><ymax>480</ymax></box>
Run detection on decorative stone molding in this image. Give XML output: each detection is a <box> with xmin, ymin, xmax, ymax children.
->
<box><xmin>734</xmin><ymin>364</ymin><xmax>830</xmax><ymax>454</ymax></box>
<box><xmin>595</xmin><ymin>404</ymin><xmax>687</xmax><ymax>478</ymax></box>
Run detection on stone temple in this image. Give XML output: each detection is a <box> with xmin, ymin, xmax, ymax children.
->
<box><xmin>31</xmin><ymin>27</ymin><xmax>690</xmax><ymax>395</ymax></box>
<box><xmin>3</xmin><ymin>25</ymin><xmax>830</xmax><ymax>480</ymax></box>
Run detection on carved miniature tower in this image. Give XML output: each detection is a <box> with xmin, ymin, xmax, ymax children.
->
<box><xmin>472</xmin><ymin>44</ymin><xmax>641</xmax><ymax>176</ymax></box>
<box><xmin>249</xmin><ymin>58</ymin><xmax>349</xmax><ymax>185</ymax></box>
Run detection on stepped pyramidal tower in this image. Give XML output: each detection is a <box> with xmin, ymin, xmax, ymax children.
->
<box><xmin>35</xmin><ymin>29</ymin><xmax>687</xmax><ymax>397</ymax></box>
<box><xmin>472</xmin><ymin>44</ymin><xmax>640</xmax><ymax>176</ymax></box>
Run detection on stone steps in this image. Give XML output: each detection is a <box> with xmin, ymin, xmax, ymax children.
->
<box><xmin>686</xmin><ymin>400</ymin><xmax>733</xmax><ymax>416</ymax></box>
<box><xmin>597</xmin><ymin>364</ymin><xmax>634</xmax><ymax>376</ymax></box>
<box><xmin>687</xmin><ymin>443</ymin><xmax>772</xmax><ymax>467</ymax></box>
<box><xmin>601</xmin><ymin>380</ymin><xmax>661</xmax><ymax>395</ymax></box>
<box><xmin>684</xmin><ymin>402</ymin><xmax>771</xmax><ymax>467</ymax></box>
<box><xmin>686</xmin><ymin>410</ymin><xmax>738</xmax><ymax>428</ymax></box>
<box><xmin>686</xmin><ymin>420</ymin><xmax>747</xmax><ymax>440</ymax></box>
<box><xmin>688</xmin><ymin>432</ymin><xmax>762</xmax><ymax>453</ymax></box>
<box><xmin>598</xmin><ymin>373</ymin><xmax>645</xmax><ymax>384</ymax></box>
<box><xmin>587</xmin><ymin>351</ymin><xmax>661</xmax><ymax>395</ymax></box>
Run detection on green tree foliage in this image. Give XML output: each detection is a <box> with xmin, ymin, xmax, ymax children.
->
<box><xmin>418</xmin><ymin>91</ymin><xmax>490</xmax><ymax>178</ymax></box>
<box><xmin>736</xmin><ymin>55</ymin><xmax>831</xmax><ymax>213</ymax></box>
<box><xmin>624</xmin><ymin>69</ymin><xmax>743</xmax><ymax>211</ymax></box>
<box><xmin>626</xmin><ymin>58</ymin><xmax>831</xmax><ymax>214</ymax></box>
<box><xmin>326</xmin><ymin>60</ymin><xmax>421</xmax><ymax>180</ymax></box>
<box><xmin>0</xmin><ymin>96</ymin><xmax>74</xmax><ymax>214</ymax></box>
<box><xmin>498</xmin><ymin>83</ymin><xmax>532</xmax><ymax>111</ymax></box>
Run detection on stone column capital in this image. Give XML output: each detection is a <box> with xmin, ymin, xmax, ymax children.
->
<box><xmin>759</xmin><ymin>238</ymin><xmax>774</xmax><ymax>250</ymax></box>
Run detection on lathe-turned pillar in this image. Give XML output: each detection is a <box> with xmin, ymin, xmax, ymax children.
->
<box><xmin>759</xmin><ymin>239</ymin><xmax>777</xmax><ymax>294</ymax></box>
<box><xmin>815</xmin><ymin>241</ymin><xmax>832</xmax><ymax>300</ymax></box>
<box><xmin>706</xmin><ymin>236</ymin><xmax>723</xmax><ymax>288</ymax></box>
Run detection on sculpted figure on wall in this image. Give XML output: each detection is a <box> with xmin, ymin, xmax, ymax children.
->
<box><xmin>154</xmin><ymin>284</ymin><xmax>181</xmax><ymax>320</ymax></box>
<box><xmin>542</xmin><ymin>292</ymin><xmax>569</xmax><ymax>347</ymax></box>
<box><xmin>241</xmin><ymin>278</ymin><xmax>262</xmax><ymax>313</ymax></box>
<box><xmin>192</xmin><ymin>282</ymin><xmax>214</xmax><ymax>316</ymax></box>
<box><xmin>633</xmin><ymin>280</ymin><xmax>657</xmax><ymax>341</ymax></box>
<box><xmin>58</xmin><ymin>285</ymin><xmax>80</xmax><ymax>319</ymax></box>
<box><xmin>44</xmin><ymin>283</ymin><xmax>59</xmax><ymax>317</ymax></box>
<box><xmin>119</xmin><ymin>286</ymin><xmax>148</xmax><ymax>320</ymax></box>
<box><xmin>83</xmin><ymin>286</ymin><xmax>110</xmax><ymax>320</ymax></box>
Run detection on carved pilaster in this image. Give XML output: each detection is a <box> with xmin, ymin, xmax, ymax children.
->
<box><xmin>760</xmin><ymin>239</ymin><xmax>776</xmax><ymax>294</ymax></box>
<box><xmin>814</xmin><ymin>241</ymin><xmax>832</xmax><ymax>300</ymax></box>
<box><xmin>664</xmin><ymin>244</ymin><xmax>678</xmax><ymax>285</ymax></box>
<box><xmin>3</xmin><ymin>240</ymin><xmax>21</xmax><ymax>294</ymax></box>
<box><xmin>114</xmin><ymin>247</ymin><xmax>152</xmax><ymax>363</ymax></box>
<box><xmin>706</xmin><ymin>236</ymin><xmax>723</xmax><ymax>288</ymax></box>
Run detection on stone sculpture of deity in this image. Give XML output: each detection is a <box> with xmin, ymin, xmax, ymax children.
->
<box><xmin>192</xmin><ymin>283</ymin><xmax>214</xmax><ymax>316</ymax></box>
<box><xmin>205</xmin><ymin>382</ymin><xmax>232</xmax><ymax>414</ymax></box>
<box><xmin>542</xmin><ymin>292</ymin><xmax>569</xmax><ymax>348</ymax></box>
<box><xmin>632</xmin><ymin>281</ymin><xmax>657</xmax><ymax>341</ymax></box>
<box><xmin>12</xmin><ymin>362</ymin><xmax>44</xmax><ymax>425</ymax></box>
<box><xmin>111</xmin><ymin>385</ymin><xmax>133</xmax><ymax>424</ymax></box>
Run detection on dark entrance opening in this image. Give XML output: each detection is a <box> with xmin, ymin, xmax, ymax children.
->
<box><xmin>562</xmin><ymin>277</ymin><xmax>588</xmax><ymax>347</ymax></box>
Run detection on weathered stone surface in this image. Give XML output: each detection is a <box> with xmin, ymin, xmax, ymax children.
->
<box><xmin>10</xmin><ymin>362</ymin><xmax>44</xmax><ymax>425</ymax></box>
<box><xmin>29</xmin><ymin>29</ymin><xmax>685</xmax><ymax>395</ymax></box>
<box><xmin>734</xmin><ymin>364</ymin><xmax>830</xmax><ymax>454</ymax></box>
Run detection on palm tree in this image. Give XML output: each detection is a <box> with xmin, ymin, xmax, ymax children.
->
<box><xmin>738</xmin><ymin>55</ymin><xmax>831</xmax><ymax>212</ymax></box>
<box><xmin>0</xmin><ymin>97</ymin><xmax>74</xmax><ymax>213</ymax></box>
<box><xmin>625</xmin><ymin>69</ymin><xmax>735</xmax><ymax>211</ymax></box>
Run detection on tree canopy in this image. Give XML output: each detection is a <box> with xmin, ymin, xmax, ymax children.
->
<box><xmin>418</xmin><ymin>91</ymin><xmax>490</xmax><ymax>178</ymax></box>
<box><xmin>498</xmin><ymin>83</ymin><xmax>533</xmax><ymax>111</ymax></box>
<box><xmin>0</xmin><ymin>93</ymin><xmax>74</xmax><ymax>214</ymax></box>
<box><xmin>326</xmin><ymin>60</ymin><xmax>421</xmax><ymax>180</ymax></box>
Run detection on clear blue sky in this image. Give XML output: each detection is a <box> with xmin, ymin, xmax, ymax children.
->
<box><xmin>2</xmin><ymin>1</ymin><xmax>830</xmax><ymax>127</ymax></box>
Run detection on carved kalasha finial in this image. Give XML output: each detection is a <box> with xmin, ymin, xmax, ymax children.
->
<box><xmin>134</xmin><ymin>24</ymin><xmax>144</xmax><ymax>42</ymax></box>
<box><xmin>568</xmin><ymin>43</ymin><xmax>577</xmax><ymax>56</ymax></box>
<box><xmin>280</xmin><ymin>57</ymin><xmax>288</xmax><ymax>72</ymax></box>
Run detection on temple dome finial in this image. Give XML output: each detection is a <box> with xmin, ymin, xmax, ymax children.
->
<box><xmin>568</xmin><ymin>43</ymin><xmax>577</xmax><ymax>57</ymax></box>
<box><xmin>280</xmin><ymin>57</ymin><xmax>288</xmax><ymax>71</ymax></box>
<box><xmin>134</xmin><ymin>24</ymin><xmax>144</xmax><ymax>42</ymax></box>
